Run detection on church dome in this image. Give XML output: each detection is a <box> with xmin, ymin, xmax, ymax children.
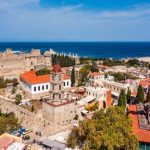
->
<box><xmin>52</xmin><ymin>64</ymin><xmax>62</xmax><ymax>73</ymax></box>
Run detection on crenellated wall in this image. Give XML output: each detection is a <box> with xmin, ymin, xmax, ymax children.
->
<box><xmin>0</xmin><ymin>98</ymin><xmax>72</xmax><ymax>137</ymax></box>
<box><xmin>42</xmin><ymin>101</ymin><xmax>76</xmax><ymax>124</ymax></box>
<box><xmin>0</xmin><ymin>49</ymin><xmax>52</xmax><ymax>71</ymax></box>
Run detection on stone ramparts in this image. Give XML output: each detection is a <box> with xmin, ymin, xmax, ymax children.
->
<box><xmin>0</xmin><ymin>98</ymin><xmax>72</xmax><ymax>137</ymax></box>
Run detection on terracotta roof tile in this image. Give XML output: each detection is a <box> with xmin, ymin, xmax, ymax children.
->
<box><xmin>106</xmin><ymin>90</ymin><xmax>112</xmax><ymax>107</ymax></box>
<box><xmin>20</xmin><ymin>70</ymin><xmax>50</xmax><ymax>85</ymax></box>
<box><xmin>139</xmin><ymin>78</ymin><xmax>150</xmax><ymax>87</ymax></box>
<box><xmin>20</xmin><ymin>70</ymin><xmax>70</xmax><ymax>85</ymax></box>
<box><xmin>89</xmin><ymin>72</ymin><xmax>104</xmax><ymax>77</ymax></box>
<box><xmin>53</xmin><ymin>64</ymin><xmax>62</xmax><ymax>73</ymax></box>
<box><xmin>63</xmin><ymin>74</ymin><xmax>70</xmax><ymax>80</ymax></box>
<box><xmin>128</xmin><ymin>105</ymin><xmax>150</xmax><ymax>143</ymax></box>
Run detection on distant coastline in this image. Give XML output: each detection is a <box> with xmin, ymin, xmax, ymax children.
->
<box><xmin>0</xmin><ymin>42</ymin><xmax>150</xmax><ymax>59</ymax></box>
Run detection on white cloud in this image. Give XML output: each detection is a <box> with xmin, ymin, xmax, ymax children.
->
<box><xmin>0</xmin><ymin>0</ymin><xmax>150</xmax><ymax>41</ymax></box>
<box><xmin>0</xmin><ymin>0</ymin><xmax>39</xmax><ymax>11</ymax></box>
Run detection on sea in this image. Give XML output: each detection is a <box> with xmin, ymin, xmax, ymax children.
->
<box><xmin>0</xmin><ymin>42</ymin><xmax>150</xmax><ymax>59</ymax></box>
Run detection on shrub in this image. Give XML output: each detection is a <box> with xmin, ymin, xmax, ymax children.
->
<box><xmin>15</xmin><ymin>94</ymin><xmax>22</xmax><ymax>104</ymax></box>
<box><xmin>23</xmin><ymin>135</ymin><xmax>30</xmax><ymax>140</ymax></box>
<box><xmin>85</xmin><ymin>101</ymin><xmax>99</xmax><ymax>112</ymax></box>
<box><xmin>36</xmin><ymin>68</ymin><xmax>50</xmax><ymax>76</ymax></box>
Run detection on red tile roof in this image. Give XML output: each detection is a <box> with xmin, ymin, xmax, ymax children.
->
<box><xmin>128</xmin><ymin>105</ymin><xmax>150</xmax><ymax>143</ymax></box>
<box><xmin>139</xmin><ymin>78</ymin><xmax>150</xmax><ymax>87</ymax></box>
<box><xmin>63</xmin><ymin>74</ymin><xmax>70</xmax><ymax>80</ymax></box>
<box><xmin>20</xmin><ymin>70</ymin><xmax>70</xmax><ymax>85</ymax></box>
<box><xmin>20</xmin><ymin>70</ymin><xmax>50</xmax><ymax>85</ymax></box>
<box><xmin>89</xmin><ymin>72</ymin><xmax>104</xmax><ymax>77</ymax></box>
<box><xmin>53</xmin><ymin>64</ymin><xmax>62</xmax><ymax>73</ymax></box>
<box><xmin>106</xmin><ymin>90</ymin><xmax>112</xmax><ymax>107</ymax></box>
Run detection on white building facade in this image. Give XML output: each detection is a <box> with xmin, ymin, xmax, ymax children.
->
<box><xmin>20</xmin><ymin>69</ymin><xmax>71</xmax><ymax>98</ymax></box>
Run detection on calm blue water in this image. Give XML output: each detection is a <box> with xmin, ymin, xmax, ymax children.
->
<box><xmin>0</xmin><ymin>42</ymin><xmax>150</xmax><ymax>59</ymax></box>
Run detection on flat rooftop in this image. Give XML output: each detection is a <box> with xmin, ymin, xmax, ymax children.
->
<box><xmin>44</xmin><ymin>99</ymin><xmax>73</xmax><ymax>107</ymax></box>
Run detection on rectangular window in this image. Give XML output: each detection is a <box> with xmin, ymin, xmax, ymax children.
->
<box><xmin>34</xmin><ymin>87</ymin><xmax>36</xmax><ymax>92</ymax></box>
<box><xmin>59</xmin><ymin>75</ymin><xmax>61</xmax><ymax>81</ymax></box>
<box><xmin>52</xmin><ymin>75</ymin><xmax>55</xmax><ymax>81</ymax></box>
<box><xmin>67</xmin><ymin>82</ymin><xmax>69</xmax><ymax>86</ymax></box>
<box><xmin>42</xmin><ymin>85</ymin><xmax>44</xmax><ymax>90</ymax></box>
<box><xmin>46</xmin><ymin>85</ymin><xmax>48</xmax><ymax>90</ymax></box>
<box><xmin>59</xmin><ymin>94</ymin><xmax>61</xmax><ymax>99</ymax></box>
<box><xmin>64</xmin><ymin>82</ymin><xmax>65</xmax><ymax>86</ymax></box>
<box><xmin>38</xmin><ymin>86</ymin><xmax>40</xmax><ymax>91</ymax></box>
<box><xmin>59</xmin><ymin>85</ymin><xmax>61</xmax><ymax>90</ymax></box>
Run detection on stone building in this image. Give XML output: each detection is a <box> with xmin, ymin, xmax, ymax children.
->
<box><xmin>0</xmin><ymin>48</ymin><xmax>53</xmax><ymax>73</ymax></box>
<box><xmin>42</xmin><ymin>64</ymin><xmax>75</xmax><ymax>125</ymax></box>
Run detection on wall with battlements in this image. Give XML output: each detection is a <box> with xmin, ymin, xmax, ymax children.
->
<box><xmin>0</xmin><ymin>48</ymin><xmax>52</xmax><ymax>72</ymax></box>
<box><xmin>42</xmin><ymin>101</ymin><xmax>76</xmax><ymax>124</ymax></box>
<box><xmin>0</xmin><ymin>98</ymin><xmax>73</xmax><ymax>137</ymax></box>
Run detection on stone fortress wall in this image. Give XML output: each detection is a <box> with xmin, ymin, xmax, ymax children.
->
<box><xmin>0</xmin><ymin>98</ymin><xmax>72</xmax><ymax>137</ymax></box>
<box><xmin>0</xmin><ymin>48</ymin><xmax>80</xmax><ymax>79</ymax></box>
<box><xmin>0</xmin><ymin>48</ymin><xmax>54</xmax><ymax>78</ymax></box>
<box><xmin>42</xmin><ymin>101</ymin><xmax>76</xmax><ymax>124</ymax></box>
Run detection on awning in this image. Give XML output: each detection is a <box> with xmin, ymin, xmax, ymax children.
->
<box><xmin>81</xmin><ymin>109</ymin><xmax>88</xmax><ymax>114</ymax></box>
<box><xmin>77</xmin><ymin>96</ymin><xmax>95</xmax><ymax>106</ymax></box>
<box><xmin>112</xmin><ymin>91</ymin><xmax>119</xmax><ymax>97</ymax></box>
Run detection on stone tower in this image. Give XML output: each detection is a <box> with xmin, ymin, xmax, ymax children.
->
<box><xmin>49</xmin><ymin>64</ymin><xmax>64</xmax><ymax>101</ymax></box>
<box><xmin>42</xmin><ymin>63</ymin><xmax>76</xmax><ymax>125</ymax></box>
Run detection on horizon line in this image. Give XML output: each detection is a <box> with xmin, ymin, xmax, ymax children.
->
<box><xmin>1</xmin><ymin>41</ymin><xmax>150</xmax><ymax>43</ymax></box>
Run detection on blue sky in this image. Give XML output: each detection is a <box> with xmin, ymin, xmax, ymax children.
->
<box><xmin>0</xmin><ymin>0</ymin><xmax>150</xmax><ymax>41</ymax></box>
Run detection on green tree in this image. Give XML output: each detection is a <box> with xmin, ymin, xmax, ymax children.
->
<box><xmin>71</xmin><ymin>66</ymin><xmax>75</xmax><ymax>87</ymax></box>
<box><xmin>15</xmin><ymin>94</ymin><xmax>22</xmax><ymax>104</ymax></box>
<box><xmin>23</xmin><ymin>135</ymin><xmax>30</xmax><ymax>140</ymax></box>
<box><xmin>0</xmin><ymin>112</ymin><xmax>19</xmax><ymax>135</ymax></box>
<box><xmin>52</xmin><ymin>54</ymin><xmax>75</xmax><ymax>67</ymax></box>
<box><xmin>78</xmin><ymin>65</ymin><xmax>91</xmax><ymax>86</ymax></box>
<box><xmin>127</xmin><ymin>59</ymin><xmax>139</xmax><ymax>66</ymax></box>
<box><xmin>31</xmin><ymin>105</ymin><xmax>34</xmax><ymax>112</ymax></box>
<box><xmin>0</xmin><ymin>77</ymin><xmax>18</xmax><ymax>89</ymax></box>
<box><xmin>11</xmin><ymin>87</ymin><xmax>16</xmax><ymax>94</ymax></box>
<box><xmin>36</xmin><ymin>68</ymin><xmax>50</xmax><ymax>76</ymax></box>
<box><xmin>91</xmin><ymin>62</ymin><xmax>99</xmax><ymax>72</ymax></box>
<box><xmin>146</xmin><ymin>86</ymin><xmax>150</xmax><ymax>103</ymax></box>
<box><xmin>67</xmin><ymin>107</ymin><xmax>138</xmax><ymax>150</ymax></box>
<box><xmin>127</xmin><ymin>87</ymin><xmax>131</xmax><ymax>104</ymax></box>
<box><xmin>118</xmin><ymin>89</ymin><xmax>127</xmax><ymax>107</ymax></box>
<box><xmin>67</xmin><ymin>128</ymin><xmax>79</xmax><ymax>149</ymax></box>
<box><xmin>136</xmin><ymin>85</ymin><xmax>144</xmax><ymax>103</ymax></box>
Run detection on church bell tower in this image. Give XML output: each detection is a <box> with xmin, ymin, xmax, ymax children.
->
<box><xmin>49</xmin><ymin>64</ymin><xmax>64</xmax><ymax>101</ymax></box>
